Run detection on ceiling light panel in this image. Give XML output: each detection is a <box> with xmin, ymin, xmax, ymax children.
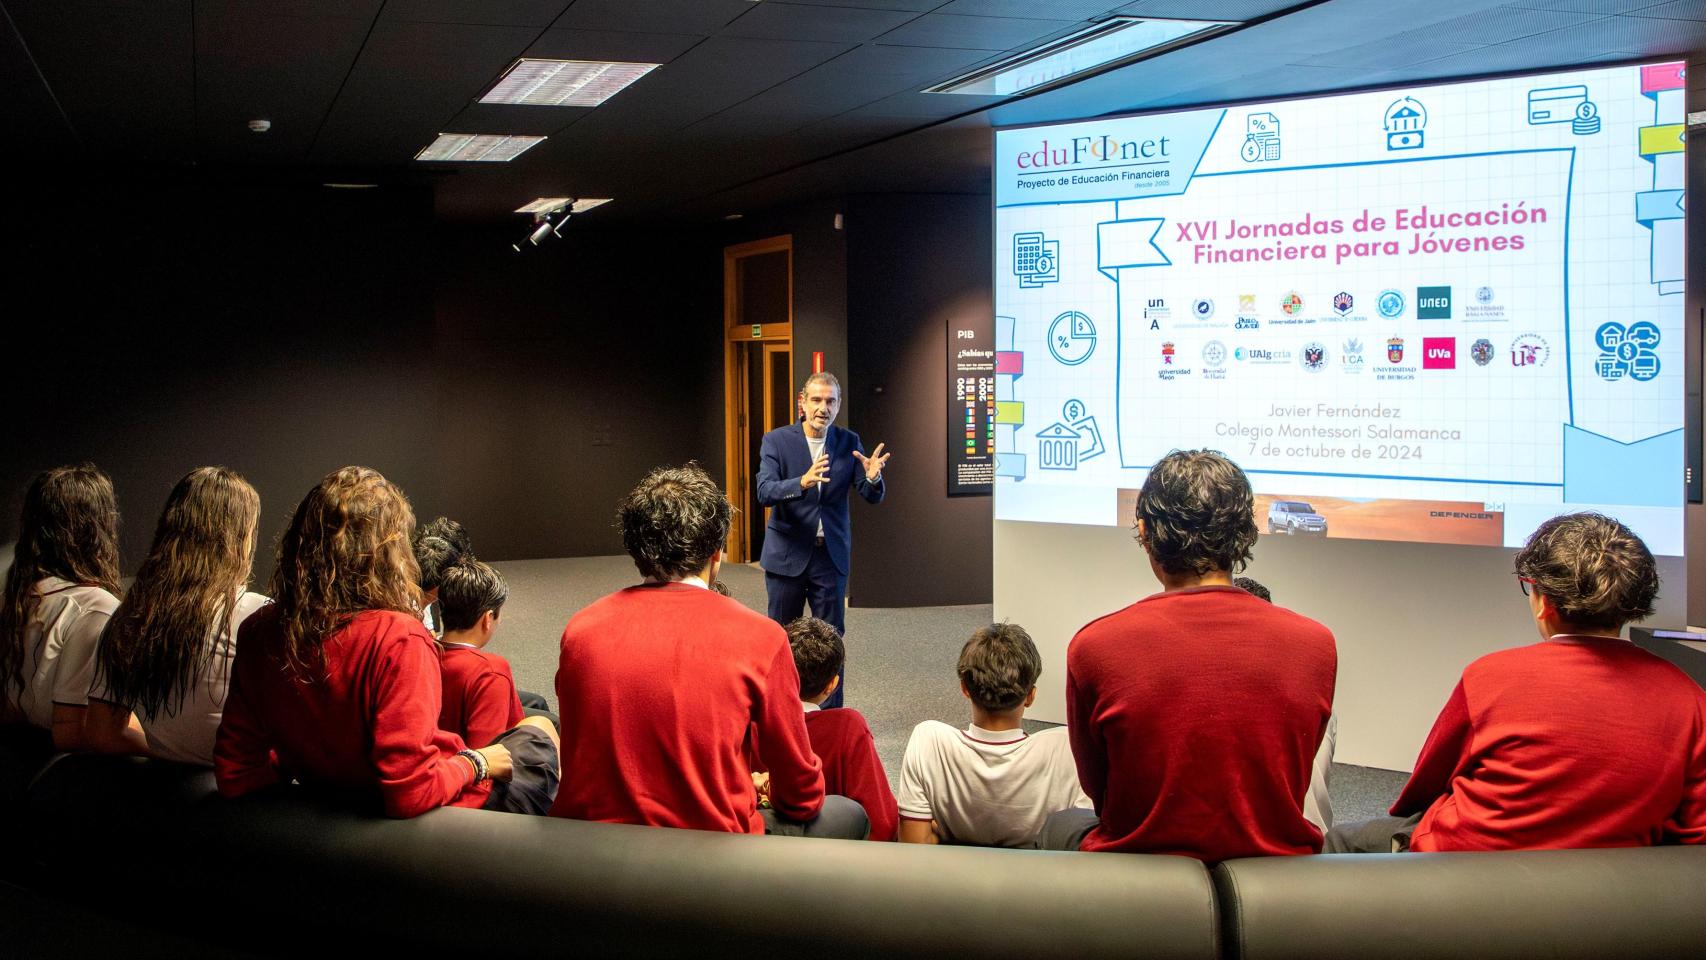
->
<box><xmin>516</xmin><ymin>197</ymin><xmax>571</xmax><ymax>213</ymax></box>
<box><xmin>927</xmin><ymin>17</ymin><xmax>1236</xmax><ymax>97</ymax></box>
<box><xmin>481</xmin><ymin>59</ymin><xmax>660</xmax><ymax>107</ymax></box>
<box><xmin>415</xmin><ymin>134</ymin><xmax>545</xmax><ymax>162</ymax></box>
<box><xmin>514</xmin><ymin>197</ymin><xmax>613</xmax><ymax>214</ymax></box>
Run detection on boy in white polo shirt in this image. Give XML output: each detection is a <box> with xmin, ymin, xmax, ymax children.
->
<box><xmin>896</xmin><ymin>622</ymin><xmax>1090</xmax><ymax>847</ymax></box>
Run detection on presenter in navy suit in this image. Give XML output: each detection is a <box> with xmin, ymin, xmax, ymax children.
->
<box><xmin>756</xmin><ymin>371</ymin><xmax>889</xmax><ymax>709</ymax></box>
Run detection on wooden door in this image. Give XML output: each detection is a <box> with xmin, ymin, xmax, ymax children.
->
<box><xmin>723</xmin><ymin>236</ymin><xmax>793</xmax><ymax>563</ymax></box>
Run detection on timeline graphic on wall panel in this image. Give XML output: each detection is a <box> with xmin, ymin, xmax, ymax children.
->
<box><xmin>949</xmin><ymin>311</ymin><xmax>997</xmax><ymax>496</ymax></box>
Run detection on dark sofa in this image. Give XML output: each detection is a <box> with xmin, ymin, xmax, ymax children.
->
<box><xmin>7</xmin><ymin>753</ymin><xmax>1704</xmax><ymax>959</ymax></box>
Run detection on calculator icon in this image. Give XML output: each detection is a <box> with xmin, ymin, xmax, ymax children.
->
<box><xmin>1013</xmin><ymin>232</ymin><xmax>1060</xmax><ymax>288</ymax></box>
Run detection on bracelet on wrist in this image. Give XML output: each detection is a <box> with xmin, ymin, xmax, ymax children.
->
<box><xmin>458</xmin><ymin>748</ymin><xmax>488</xmax><ymax>784</ymax></box>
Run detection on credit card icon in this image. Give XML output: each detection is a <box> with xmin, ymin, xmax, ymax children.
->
<box><xmin>1528</xmin><ymin>85</ymin><xmax>1587</xmax><ymax>124</ymax></box>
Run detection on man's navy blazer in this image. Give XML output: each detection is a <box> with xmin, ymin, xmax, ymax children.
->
<box><xmin>755</xmin><ymin>421</ymin><xmax>884</xmax><ymax>578</ymax></box>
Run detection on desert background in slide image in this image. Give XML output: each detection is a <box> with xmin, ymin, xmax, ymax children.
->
<box><xmin>1252</xmin><ymin>494</ymin><xmax>1504</xmax><ymax>546</ymax></box>
<box><xmin>1114</xmin><ymin>490</ymin><xmax>1505</xmax><ymax>547</ymax></box>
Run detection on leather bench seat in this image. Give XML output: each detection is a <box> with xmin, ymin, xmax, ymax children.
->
<box><xmin>10</xmin><ymin>752</ymin><xmax>1705</xmax><ymax>958</ymax></box>
<box><xmin>1214</xmin><ymin>846</ymin><xmax>1706</xmax><ymax>960</ymax></box>
<box><xmin>15</xmin><ymin>753</ymin><xmax>1221</xmax><ymax>960</ymax></box>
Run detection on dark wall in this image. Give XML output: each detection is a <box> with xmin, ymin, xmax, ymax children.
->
<box><xmin>3</xmin><ymin>174</ymin><xmax>981</xmax><ymax>607</ymax></box>
<box><xmin>4</xmin><ymin>176</ymin><xmax>440</xmax><ymax>583</ymax></box>
<box><xmin>720</xmin><ymin>201</ymin><xmax>850</xmax><ymax>424</ymax></box>
<box><xmin>430</xmin><ymin>223</ymin><xmax>722</xmax><ymax>561</ymax></box>
<box><xmin>3</xmin><ymin>174</ymin><xmax>721</xmax><ymax>580</ymax></box>
<box><xmin>845</xmin><ymin>193</ymin><xmax>994</xmax><ymax>607</ymax></box>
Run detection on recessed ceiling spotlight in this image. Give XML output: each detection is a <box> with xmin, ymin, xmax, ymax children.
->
<box><xmin>248</xmin><ymin>119</ymin><xmax>271</xmax><ymax>133</ymax></box>
<box><xmin>724</xmin><ymin>213</ymin><xmax>744</xmax><ymax>221</ymax></box>
<box><xmin>481</xmin><ymin>59</ymin><xmax>660</xmax><ymax>107</ymax></box>
<box><xmin>511</xmin><ymin>205</ymin><xmax>583</xmax><ymax>253</ymax></box>
<box><xmin>415</xmin><ymin>133</ymin><xmax>545</xmax><ymax>162</ymax></box>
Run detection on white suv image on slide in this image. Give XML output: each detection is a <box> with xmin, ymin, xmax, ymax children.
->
<box><xmin>1267</xmin><ymin>500</ymin><xmax>1328</xmax><ymax>536</ymax></box>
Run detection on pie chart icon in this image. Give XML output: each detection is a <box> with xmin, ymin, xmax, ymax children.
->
<box><xmin>1048</xmin><ymin>311</ymin><xmax>1097</xmax><ymax>366</ymax></box>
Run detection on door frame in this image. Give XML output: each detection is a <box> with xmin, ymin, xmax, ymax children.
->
<box><xmin>723</xmin><ymin>235</ymin><xmax>794</xmax><ymax>563</ymax></box>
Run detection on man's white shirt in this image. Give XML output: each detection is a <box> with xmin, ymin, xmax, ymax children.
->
<box><xmin>805</xmin><ymin>430</ymin><xmax>827</xmax><ymax>538</ymax></box>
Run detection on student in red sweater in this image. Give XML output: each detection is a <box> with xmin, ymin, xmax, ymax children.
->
<box><xmin>780</xmin><ymin>616</ymin><xmax>898</xmax><ymax>841</ymax></box>
<box><xmin>435</xmin><ymin>556</ymin><xmax>559</xmax><ymax>814</ymax></box>
<box><xmin>412</xmin><ymin>517</ymin><xmax>553</xmax><ymax>721</ymax></box>
<box><xmin>435</xmin><ymin>556</ymin><xmax>524</xmax><ymax>746</ymax></box>
<box><xmin>1039</xmin><ymin>449</ymin><xmax>1337</xmax><ymax>860</ymax></box>
<box><xmin>551</xmin><ymin>463</ymin><xmax>867</xmax><ymax>839</ymax></box>
<box><xmin>1329</xmin><ymin>513</ymin><xmax>1706</xmax><ymax>852</ymax></box>
<box><xmin>214</xmin><ymin>466</ymin><xmax>558</xmax><ymax>818</ymax></box>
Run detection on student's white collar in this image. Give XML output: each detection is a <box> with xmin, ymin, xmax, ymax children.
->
<box><xmin>963</xmin><ymin>724</ymin><xmax>1027</xmax><ymax>744</ymax></box>
<box><xmin>643</xmin><ymin>575</ymin><xmax>709</xmax><ymax>589</ymax></box>
<box><xmin>801</xmin><ymin>701</ymin><xmax>821</xmax><ymax>712</ymax></box>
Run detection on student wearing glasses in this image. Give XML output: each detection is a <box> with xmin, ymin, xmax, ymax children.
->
<box><xmin>1328</xmin><ymin>512</ymin><xmax>1706</xmax><ymax>852</ymax></box>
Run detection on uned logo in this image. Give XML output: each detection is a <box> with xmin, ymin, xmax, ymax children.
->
<box><xmin>1417</xmin><ymin>285</ymin><xmax>1452</xmax><ymax>319</ymax></box>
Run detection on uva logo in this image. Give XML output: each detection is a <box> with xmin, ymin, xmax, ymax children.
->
<box><xmin>1422</xmin><ymin>337</ymin><xmax>1456</xmax><ymax>369</ymax></box>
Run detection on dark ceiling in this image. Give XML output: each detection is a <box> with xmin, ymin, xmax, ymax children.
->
<box><xmin>2</xmin><ymin>0</ymin><xmax>1701</xmax><ymax>224</ymax></box>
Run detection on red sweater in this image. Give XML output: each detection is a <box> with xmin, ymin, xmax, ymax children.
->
<box><xmin>1067</xmin><ymin>585</ymin><xmax>1336</xmax><ymax>860</ymax></box>
<box><xmin>214</xmin><ymin>606</ymin><xmax>487</xmax><ymax>817</ymax></box>
<box><xmin>1394</xmin><ymin>637</ymin><xmax>1706</xmax><ymax>851</ymax></box>
<box><xmin>438</xmin><ymin>644</ymin><xmax>524</xmax><ymax>748</ymax></box>
<box><xmin>805</xmin><ymin>707</ymin><xmax>899</xmax><ymax>841</ymax></box>
<box><xmin>551</xmin><ymin>582</ymin><xmax>825</xmax><ymax>832</ymax></box>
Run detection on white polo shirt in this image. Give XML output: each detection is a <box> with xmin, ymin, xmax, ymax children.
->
<box><xmin>10</xmin><ymin>577</ymin><xmax>120</xmax><ymax>729</ymax></box>
<box><xmin>897</xmin><ymin>720</ymin><xmax>1091</xmax><ymax>848</ymax></box>
<box><xmin>91</xmin><ymin>591</ymin><xmax>269</xmax><ymax>765</ymax></box>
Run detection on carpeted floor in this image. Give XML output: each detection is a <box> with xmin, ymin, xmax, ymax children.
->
<box><xmin>491</xmin><ymin>555</ymin><xmax>1409</xmax><ymax>826</ymax></box>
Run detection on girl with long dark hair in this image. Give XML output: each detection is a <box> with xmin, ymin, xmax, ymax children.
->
<box><xmin>213</xmin><ymin>466</ymin><xmax>556</xmax><ymax>817</ymax></box>
<box><xmin>0</xmin><ymin>464</ymin><xmax>123</xmax><ymax>749</ymax></box>
<box><xmin>86</xmin><ymin>467</ymin><xmax>266</xmax><ymax>764</ymax></box>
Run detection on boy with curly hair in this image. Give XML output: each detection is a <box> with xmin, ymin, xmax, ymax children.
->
<box><xmin>1330</xmin><ymin>513</ymin><xmax>1706</xmax><ymax>852</ymax></box>
<box><xmin>1040</xmin><ymin>450</ymin><xmax>1337</xmax><ymax>860</ymax></box>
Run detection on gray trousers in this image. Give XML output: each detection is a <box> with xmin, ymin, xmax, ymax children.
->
<box><xmin>1323</xmin><ymin>812</ymin><xmax>1424</xmax><ymax>853</ymax></box>
<box><xmin>1036</xmin><ymin>807</ymin><xmax>1101</xmax><ymax>851</ymax></box>
<box><xmin>761</xmin><ymin>795</ymin><xmax>869</xmax><ymax>840</ymax></box>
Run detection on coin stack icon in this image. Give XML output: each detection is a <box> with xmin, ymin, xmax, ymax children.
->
<box><xmin>1572</xmin><ymin>100</ymin><xmax>1601</xmax><ymax>135</ymax></box>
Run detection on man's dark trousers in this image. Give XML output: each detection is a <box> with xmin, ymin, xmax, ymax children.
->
<box><xmin>765</xmin><ymin>539</ymin><xmax>847</xmax><ymax>709</ymax></box>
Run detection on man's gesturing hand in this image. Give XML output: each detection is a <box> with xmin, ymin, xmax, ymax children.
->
<box><xmin>801</xmin><ymin>453</ymin><xmax>831</xmax><ymax>490</ymax></box>
<box><xmin>852</xmin><ymin>442</ymin><xmax>890</xmax><ymax>483</ymax></box>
